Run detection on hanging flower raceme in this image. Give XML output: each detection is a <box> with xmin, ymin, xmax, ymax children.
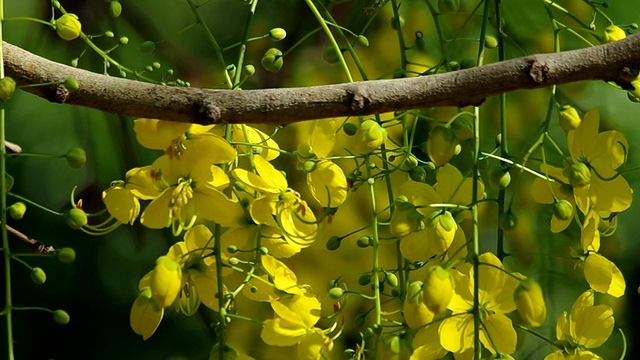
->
<box><xmin>130</xmin><ymin>224</ymin><xmax>228</xmax><ymax>339</ymax></box>
<box><xmin>398</xmin><ymin>164</ymin><xmax>482</xmax><ymax>262</ymax></box>
<box><xmin>232</xmin><ymin>156</ymin><xmax>318</xmax><ymax>247</ymax></box>
<box><xmin>439</xmin><ymin>252</ymin><xmax>521</xmax><ymax>358</ymax></box>
<box><xmin>543</xmin><ymin>290</ymin><xmax>615</xmax><ymax>360</ymax></box>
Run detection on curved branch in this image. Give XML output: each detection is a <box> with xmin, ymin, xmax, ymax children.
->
<box><xmin>4</xmin><ymin>35</ymin><xmax>640</xmax><ymax>125</ymax></box>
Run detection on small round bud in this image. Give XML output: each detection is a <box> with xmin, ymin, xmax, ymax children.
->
<box><xmin>63</xmin><ymin>78</ymin><xmax>80</xmax><ymax>93</ymax></box>
<box><xmin>5</xmin><ymin>173</ymin><xmax>14</xmax><ymax>192</ymax></box>
<box><xmin>488</xmin><ymin>166</ymin><xmax>511</xmax><ymax>190</ymax></box>
<box><xmin>258</xmin><ymin>246</ymin><xmax>269</xmax><ymax>255</ymax></box>
<box><xmin>343</xmin><ymin>123</ymin><xmax>358</xmax><ymax>136</ymax></box>
<box><xmin>563</xmin><ymin>162</ymin><xmax>591</xmax><ymax>188</ymax></box>
<box><xmin>66</xmin><ymin>148</ymin><xmax>86</xmax><ymax>168</ymax></box>
<box><xmin>448</xmin><ymin>61</ymin><xmax>460</xmax><ymax>71</ymax></box>
<box><xmin>356</xmin><ymin>35</ymin><xmax>369</xmax><ymax>47</ymax></box>
<box><xmin>109</xmin><ymin>1</ymin><xmax>122</xmax><ymax>18</ymax></box>
<box><xmin>56</xmin><ymin>247</ymin><xmax>76</xmax><ymax>264</ymax></box>
<box><xmin>302</xmin><ymin>160</ymin><xmax>317</xmax><ymax>173</ymax></box>
<box><xmin>358</xmin><ymin>273</ymin><xmax>372</xmax><ymax>286</ymax></box>
<box><xmin>227</xmin><ymin>245</ymin><xmax>238</xmax><ymax>253</ymax></box>
<box><xmin>0</xmin><ymin>77</ymin><xmax>16</xmax><ymax>100</ymax></box>
<box><xmin>386</xmin><ymin>273</ymin><xmax>399</xmax><ymax>287</ymax></box>
<box><xmin>559</xmin><ymin>105</ymin><xmax>581</xmax><ymax>131</ymax></box>
<box><xmin>152</xmin><ymin>62</ymin><xmax>161</xmax><ymax>70</ymax></box>
<box><xmin>553</xmin><ymin>200</ymin><xmax>573</xmax><ymax>221</ymax></box>
<box><xmin>140</xmin><ymin>41</ymin><xmax>156</xmax><ymax>53</ymax></box>
<box><xmin>268</xmin><ymin>28</ymin><xmax>286</xmax><ymax>41</ymax></box>
<box><xmin>55</xmin><ymin>14</ymin><xmax>82</xmax><ymax>41</ymax></box>
<box><xmin>228</xmin><ymin>257</ymin><xmax>240</xmax><ymax>265</ymax></box>
<box><xmin>145</xmin><ymin>65</ymin><xmax>154</xmax><ymax>72</ymax></box>
<box><xmin>323</xmin><ymin>44</ymin><xmax>341</xmax><ymax>64</ymax></box>
<box><xmin>104</xmin><ymin>30</ymin><xmax>114</xmax><ymax>38</ymax></box>
<box><xmin>261</xmin><ymin>48</ymin><xmax>283</xmax><ymax>72</ymax></box>
<box><xmin>8</xmin><ymin>202</ymin><xmax>26</xmax><ymax>220</ymax></box>
<box><xmin>354</xmin><ymin>120</ymin><xmax>387</xmax><ymax>154</ymax></box>
<box><xmin>52</xmin><ymin>0</ymin><xmax>61</xmax><ymax>9</ymax></box>
<box><xmin>328</xmin><ymin>287</ymin><xmax>345</xmax><ymax>299</ymax></box>
<box><xmin>52</xmin><ymin>309</ymin><xmax>71</xmax><ymax>325</ymax></box>
<box><xmin>356</xmin><ymin>236</ymin><xmax>371</xmax><ymax>248</ymax></box>
<box><xmin>485</xmin><ymin>36</ymin><xmax>498</xmax><ymax>49</ymax></box>
<box><xmin>409</xmin><ymin>166</ymin><xmax>426</xmax><ymax>182</ymax></box>
<box><xmin>119</xmin><ymin>36</ymin><xmax>129</xmax><ymax>45</ymax></box>
<box><xmin>326</xmin><ymin>236</ymin><xmax>342</xmax><ymax>250</ymax></box>
<box><xmin>31</xmin><ymin>267</ymin><xmax>47</xmax><ymax>284</ymax></box>
<box><xmin>243</xmin><ymin>64</ymin><xmax>255</xmax><ymax>76</ymax></box>
<box><xmin>459</xmin><ymin>57</ymin><xmax>476</xmax><ymax>69</ymax></box>
<box><xmin>71</xmin><ymin>59</ymin><xmax>79</xmax><ymax>67</ymax></box>
<box><xmin>66</xmin><ymin>208</ymin><xmax>88</xmax><ymax>229</ymax></box>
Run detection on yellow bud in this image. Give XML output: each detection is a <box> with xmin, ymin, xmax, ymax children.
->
<box><xmin>403</xmin><ymin>281</ymin><xmax>435</xmax><ymax>328</ymax></box>
<box><xmin>56</xmin><ymin>14</ymin><xmax>82</xmax><ymax>41</ymax></box>
<box><xmin>422</xmin><ymin>266</ymin><xmax>454</xmax><ymax>314</ymax></box>
<box><xmin>389</xmin><ymin>201</ymin><xmax>422</xmax><ymax>238</ymax></box>
<box><xmin>563</xmin><ymin>162</ymin><xmax>591</xmax><ymax>188</ymax></box>
<box><xmin>0</xmin><ymin>77</ymin><xmax>16</xmax><ymax>100</ymax></box>
<box><xmin>426</xmin><ymin>125</ymin><xmax>458</xmax><ymax>166</ymax></box>
<box><xmin>559</xmin><ymin>105</ymin><xmax>582</xmax><ymax>131</ymax></box>
<box><xmin>514</xmin><ymin>279</ymin><xmax>547</xmax><ymax>327</ymax></box>
<box><xmin>268</xmin><ymin>28</ymin><xmax>286</xmax><ymax>41</ymax></box>
<box><xmin>354</xmin><ymin>120</ymin><xmax>387</xmax><ymax>154</ymax></box>
<box><xmin>150</xmin><ymin>256</ymin><xmax>183</xmax><ymax>308</ymax></box>
<box><xmin>8</xmin><ymin>202</ymin><xmax>26</xmax><ymax>220</ymax></box>
<box><xmin>604</xmin><ymin>25</ymin><xmax>626</xmax><ymax>43</ymax></box>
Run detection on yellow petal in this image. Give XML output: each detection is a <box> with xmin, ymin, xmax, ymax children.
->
<box><xmin>261</xmin><ymin>254</ymin><xmax>301</xmax><ymax>294</ymax></box>
<box><xmin>103</xmin><ymin>185</ymin><xmax>140</xmax><ymax>224</ymax></box>
<box><xmin>193</xmin><ymin>187</ymin><xmax>244</xmax><ymax>227</ymax></box>
<box><xmin>130</xmin><ymin>288</ymin><xmax>164</xmax><ymax>340</ymax></box>
<box><xmin>150</xmin><ymin>256</ymin><xmax>183</xmax><ymax>308</ymax></box>
<box><xmin>307</xmin><ymin>160</ymin><xmax>348</xmax><ymax>208</ymax></box>
<box><xmin>572</xmin><ymin>303</ymin><xmax>615</xmax><ymax>348</ymax></box>
<box><xmin>480</xmin><ymin>313</ymin><xmax>517</xmax><ymax>355</ymax></box>
<box><xmin>232</xmin><ymin>124</ymin><xmax>280</xmax><ymax>161</ymax></box>
<box><xmin>140</xmin><ymin>190</ymin><xmax>173</xmax><ymax>229</ymax></box>
<box><xmin>439</xmin><ymin>314</ymin><xmax>474</xmax><ymax>353</ymax></box>
<box><xmin>260</xmin><ymin>318</ymin><xmax>306</xmax><ymax>346</ymax></box>
<box><xmin>583</xmin><ymin>253</ymin><xmax>626</xmax><ymax>297</ymax></box>
<box><xmin>309</xmin><ymin>119</ymin><xmax>338</xmax><ymax>158</ymax></box>
<box><xmin>297</xmin><ymin>330</ymin><xmax>328</xmax><ymax>360</ymax></box>
<box><xmin>134</xmin><ymin>118</ymin><xmax>190</xmax><ymax>150</ymax></box>
<box><xmin>254</xmin><ymin>156</ymin><xmax>288</xmax><ymax>190</ymax></box>
<box><xmin>125</xmin><ymin>166</ymin><xmax>163</xmax><ymax>200</ymax></box>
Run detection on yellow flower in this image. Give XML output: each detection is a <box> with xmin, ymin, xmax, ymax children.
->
<box><xmin>55</xmin><ymin>14</ymin><xmax>82</xmax><ymax>41</ymax></box>
<box><xmin>532</xmin><ymin>165</ymin><xmax>576</xmax><ymax>233</ymax></box>
<box><xmin>566</xmin><ymin>110</ymin><xmax>631</xmax><ymax>214</ymax></box>
<box><xmin>150</xmin><ymin>256</ymin><xmax>183</xmax><ymax>308</ymax></box>
<box><xmin>603</xmin><ymin>25</ymin><xmax>626</xmax><ymax>43</ymax></box>
<box><xmin>403</xmin><ymin>280</ymin><xmax>435</xmax><ymax>329</ymax></box>
<box><xmin>422</xmin><ymin>265</ymin><xmax>455</xmax><ymax>314</ymax></box>
<box><xmin>102</xmin><ymin>183</ymin><xmax>140</xmax><ymax>224</ymax></box>
<box><xmin>547</xmin><ymin>290</ymin><xmax>614</xmax><ymax>358</ymax></box>
<box><xmin>232</xmin><ymin>156</ymin><xmax>317</xmax><ymax>247</ymax></box>
<box><xmin>439</xmin><ymin>253</ymin><xmax>519</xmax><ymax>357</ymax></box>
<box><xmin>513</xmin><ymin>279</ymin><xmax>547</xmax><ymax>327</ymax></box>
<box><xmin>583</xmin><ymin>252</ymin><xmax>625</xmax><ymax>298</ymax></box>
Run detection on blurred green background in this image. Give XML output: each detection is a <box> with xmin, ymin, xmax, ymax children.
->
<box><xmin>2</xmin><ymin>0</ymin><xmax>640</xmax><ymax>359</ymax></box>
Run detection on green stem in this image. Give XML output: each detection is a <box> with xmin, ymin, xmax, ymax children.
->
<box><xmin>232</xmin><ymin>0</ymin><xmax>259</xmax><ymax>88</ymax></box>
<box><xmin>7</xmin><ymin>192</ymin><xmax>65</xmax><ymax>216</ymax></box>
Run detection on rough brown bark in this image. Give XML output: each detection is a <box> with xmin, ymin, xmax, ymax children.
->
<box><xmin>4</xmin><ymin>35</ymin><xmax>640</xmax><ymax>125</ymax></box>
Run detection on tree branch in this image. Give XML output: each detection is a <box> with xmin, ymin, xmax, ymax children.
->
<box><xmin>5</xmin><ymin>35</ymin><xmax>640</xmax><ymax>125</ymax></box>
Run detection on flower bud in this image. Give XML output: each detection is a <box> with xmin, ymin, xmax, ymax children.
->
<box><xmin>326</xmin><ymin>236</ymin><xmax>342</xmax><ymax>250</ymax></box>
<box><xmin>358</xmin><ymin>273</ymin><xmax>372</xmax><ymax>286</ymax></box>
<box><xmin>0</xmin><ymin>77</ymin><xmax>16</xmax><ymax>100</ymax></box>
<box><xmin>151</xmin><ymin>256</ymin><xmax>183</xmax><ymax>308</ymax></box>
<box><xmin>302</xmin><ymin>160</ymin><xmax>317</xmax><ymax>173</ymax></box>
<box><xmin>386</xmin><ymin>273</ymin><xmax>399</xmax><ymax>287</ymax></box>
<box><xmin>8</xmin><ymin>202</ymin><xmax>26</xmax><ymax>220</ymax></box>
<box><xmin>5</xmin><ymin>173</ymin><xmax>13</xmax><ymax>192</ymax></box>
<box><xmin>31</xmin><ymin>267</ymin><xmax>47</xmax><ymax>284</ymax></box>
<box><xmin>56</xmin><ymin>247</ymin><xmax>76</xmax><ymax>264</ymax></box>
<box><xmin>563</xmin><ymin>162</ymin><xmax>591</xmax><ymax>187</ymax></box>
<box><xmin>459</xmin><ymin>56</ymin><xmax>476</xmax><ymax>69</ymax></box>
<box><xmin>425</xmin><ymin>125</ymin><xmax>458</xmax><ymax>166</ymax></box>
<box><xmin>604</xmin><ymin>25</ymin><xmax>626</xmax><ymax>43</ymax></box>
<box><xmin>484</xmin><ymin>36</ymin><xmax>498</xmax><ymax>49</ymax></box>
<box><xmin>105</xmin><ymin>31</ymin><xmax>114</xmax><ymax>38</ymax></box>
<box><xmin>66</xmin><ymin>208</ymin><xmax>88</xmax><ymax>229</ymax></box>
<box><xmin>63</xmin><ymin>78</ymin><xmax>80</xmax><ymax>93</ymax></box>
<box><xmin>422</xmin><ymin>266</ymin><xmax>454</xmax><ymax>314</ymax></box>
<box><xmin>553</xmin><ymin>200</ymin><xmax>573</xmax><ymax>221</ymax></box>
<box><xmin>514</xmin><ymin>279</ymin><xmax>546</xmax><ymax>327</ymax></box>
<box><xmin>559</xmin><ymin>105</ymin><xmax>581</xmax><ymax>131</ymax></box>
<box><xmin>119</xmin><ymin>36</ymin><xmax>129</xmax><ymax>45</ymax></box>
<box><xmin>109</xmin><ymin>1</ymin><xmax>122</xmax><ymax>18</ymax></box>
<box><xmin>488</xmin><ymin>166</ymin><xmax>511</xmax><ymax>190</ymax></box>
<box><xmin>52</xmin><ymin>309</ymin><xmax>71</xmax><ymax>325</ymax></box>
<box><xmin>389</xmin><ymin>200</ymin><xmax>422</xmax><ymax>238</ymax></box>
<box><xmin>328</xmin><ymin>287</ymin><xmax>345</xmax><ymax>299</ymax></box>
<box><xmin>323</xmin><ymin>44</ymin><xmax>341</xmax><ymax>64</ymax></box>
<box><xmin>268</xmin><ymin>28</ymin><xmax>286</xmax><ymax>41</ymax></box>
<box><xmin>354</xmin><ymin>120</ymin><xmax>387</xmax><ymax>154</ymax></box>
<box><xmin>66</xmin><ymin>148</ymin><xmax>86</xmax><ymax>168</ymax></box>
<box><xmin>261</xmin><ymin>48</ymin><xmax>283</xmax><ymax>72</ymax></box>
<box><xmin>243</xmin><ymin>64</ymin><xmax>255</xmax><ymax>76</ymax></box>
<box><xmin>140</xmin><ymin>41</ymin><xmax>156</xmax><ymax>53</ymax></box>
<box><xmin>356</xmin><ymin>236</ymin><xmax>371</xmax><ymax>248</ymax></box>
<box><xmin>343</xmin><ymin>123</ymin><xmax>358</xmax><ymax>136</ymax></box>
<box><xmin>56</xmin><ymin>14</ymin><xmax>82</xmax><ymax>41</ymax></box>
<box><xmin>356</xmin><ymin>35</ymin><xmax>369</xmax><ymax>47</ymax></box>
<box><xmin>438</xmin><ymin>0</ymin><xmax>460</xmax><ymax>12</ymax></box>
<box><xmin>409</xmin><ymin>166</ymin><xmax>426</xmax><ymax>182</ymax></box>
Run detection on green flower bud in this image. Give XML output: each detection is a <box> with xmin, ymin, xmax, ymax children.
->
<box><xmin>343</xmin><ymin>122</ymin><xmax>358</xmax><ymax>136</ymax></box>
<box><xmin>56</xmin><ymin>247</ymin><xmax>76</xmax><ymax>264</ymax></box>
<box><xmin>63</xmin><ymin>78</ymin><xmax>80</xmax><ymax>93</ymax></box>
<box><xmin>8</xmin><ymin>202</ymin><xmax>26</xmax><ymax>220</ymax></box>
<box><xmin>448</xmin><ymin>61</ymin><xmax>460</xmax><ymax>71</ymax></box>
<box><xmin>514</xmin><ymin>279</ymin><xmax>546</xmax><ymax>327</ymax></box>
<box><xmin>426</xmin><ymin>125</ymin><xmax>458</xmax><ymax>167</ymax></box>
<box><xmin>243</xmin><ymin>64</ymin><xmax>255</xmax><ymax>76</ymax></box>
<box><xmin>31</xmin><ymin>267</ymin><xmax>47</xmax><ymax>284</ymax></box>
<box><xmin>328</xmin><ymin>287</ymin><xmax>345</xmax><ymax>299</ymax></box>
<box><xmin>56</xmin><ymin>14</ymin><xmax>82</xmax><ymax>41</ymax></box>
<box><xmin>119</xmin><ymin>36</ymin><xmax>129</xmax><ymax>45</ymax></box>
<box><xmin>323</xmin><ymin>44</ymin><xmax>341</xmax><ymax>64</ymax></box>
<box><xmin>459</xmin><ymin>56</ymin><xmax>476</xmax><ymax>69</ymax></box>
<box><xmin>66</xmin><ymin>208</ymin><xmax>88</xmax><ymax>229</ymax></box>
<box><xmin>152</xmin><ymin>62</ymin><xmax>161</xmax><ymax>70</ymax></box>
<box><xmin>228</xmin><ymin>257</ymin><xmax>240</xmax><ymax>265</ymax></box>
<box><xmin>484</xmin><ymin>36</ymin><xmax>498</xmax><ymax>49</ymax></box>
<box><xmin>268</xmin><ymin>28</ymin><xmax>287</xmax><ymax>41</ymax></box>
<box><xmin>261</xmin><ymin>48</ymin><xmax>283</xmax><ymax>72</ymax></box>
<box><xmin>356</xmin><ymin>35</ymin><xmax>369</xmax><ymax>47</ymax></box>
<box><xmin>71</xmin><ymin>59</ymin><xmax>79</xmax><ymax>67</ymax></box>
<box><xmin>105</xmin><ymin>30</ymin><xmax>114</xmax><ymax>38</ymax></box>
<box><xmin>559</xmin><ymin>105</ymin><xmax>582</xmax><ymax>131</ymax></box>
<box><xmin>563</xmin><ymin>162</ymin><xmax>591</xmax><ymax>188</ymax></box>
<box><xmin>0</xmin><ymin>77</ymin><xmax>16</xmax><ymax>100</ymax></box>
<box><xmin>604</xmin><ymin>25</ymin><xmax>626</xmax><ymax>43</ymax></box>
<box><xmin>140</xmin><ymin>41</ymin><xmax>156</xmax><ymax>53</ymax></box>
<box><xmin>66</xmin><ymin>148</ymin><xmax>86</xmax><ymax>168</ymax></box>
<box><xmin>5</xmin><ymin>173</ymin><xmax>13</xmax><ymax>192</ymax></box>
<box><xmin>438</xmin><ymin>0</ymin><xmax>461</xmax><ymax>12</ymax></box>
<box><xmin>356</xmin><ymin>236</ymin><xmax>371</xmax><ymax>248</ymax></box>
<box><xmin>258</xmin><ymin>246</ymin><xmax>268</xmax><ymax>255</ymax></box>
<box><xmin>358</xmin><ymin>273</ymin><xmax>372</xmax><ymax>286</ymax></box>
<box><xmin>53</xmin><ymin>309</ymin><xmax>71</xmax><ymax>325</ymax></box>
<box><xmin>423</xmin><ymin>266</ymin><xmax>454</xmax><ymax>314</ymax></box>
<box><xmin>488</xmin><ymin>166</ymin><xmax>511</xmax><ymax>190</ymax></box>
<box><xmin>409</xmin><ymin>166</ymin><xmax>427</xmax><ymax>182</ymax></box>
<box><xmin>302</xmin><ymin>160</ymin><xmax>317</xmax><ymax>173</ymax></box>
<box><xmin>109</xmin><ymin>1</ymin><xmax>122</xmax><ymax>18</ymax></box>
<box><xmin>354</xmin><ymin>313</ymin><xmax>366</xmax><ymax>327</ymax></box>
<box><xmin>553</xmin><ymin>200</ymin><xmax>573</xmax><ymax>221</ymax></box>
<box><xmin>354</xmin><ymin>120</ymin><xmax>387</xmax><ymax>154</ymax></box>
<box><xmin>386</xmin><ymin>273</ymin><xmax>399</xmax><ymax>287</ymax></box>
<box><xmin>326</xmin><ymin>236</ymin><xmax>342</xmax><ymax>251</ymax></box>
